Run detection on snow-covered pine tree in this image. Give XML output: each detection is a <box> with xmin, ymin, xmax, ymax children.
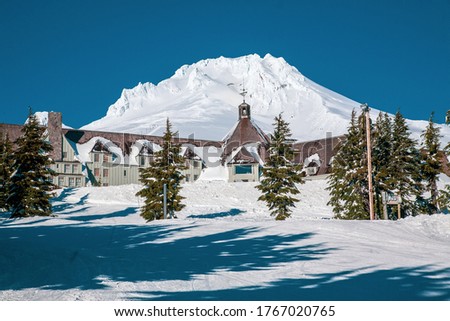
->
<box><xmin>372</xmin><ymin>112</ymin><xmax>393</xmax><ymax>218</ymax></box>
<box><xmin>136</xmin><ymin>118</ymin><xmax>186</xmax><ymax>221</ymax></box>
<box><xmin>0</xmin><ymin>132</ymin><xmax>14</xmax><ymax>211</ymax></box>
<box><xmin>385</xmin><ymin>111</ymin><xmax>423</xmax><ymax>217</ymax></box>
<box><xmin>7</xmin><ymin>110</ymin><xmax>57</xmax><ymax>218</ymax></box>
<box><xmin>420</xmin><ymin>112</ymin><xmax>442</xmax><ymax>213</ymax></box>
<box><xmin>439</xmin><ymin>111</ymin><xmax>450</xmax><ymax>211</ymax></box>
<box><xmin>327</xmin><ymin>109</ymin><xmax>371</xmax><ymax>219</ymax></box>
<box><xmin>256</xmin><ymin>113</ymin><xmax>303</xmax><ymax>220</ymax></box>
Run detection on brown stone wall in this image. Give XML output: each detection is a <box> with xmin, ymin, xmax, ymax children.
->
<box><xmin>62</xmin><ymin>128</ymin><xmax>221</xmax><ymax>155</ymax></box>
<box><xmin>0</xmin><ymin>124</ymin><xmax>23</xmax><ymax>143</ymax></box>
<box><xmin>293</xmin><ymin>135</ymin><xmax>345</xmax><ymax>175</ymax></box>
<box><xmin>48</xmin><ymin>112</ymin><xmax>63</xmax><ymax>161</ymax></box>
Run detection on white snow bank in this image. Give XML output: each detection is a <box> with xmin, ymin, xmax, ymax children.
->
<box><xmin>54</xmin><ymin>184</ymin><xmax>142</xmax><ymax>206</ymax></box>
<box><xmin>197</xmin><ymin>166</ymin><xmax>228</xmax><ymax>181</ymax></box>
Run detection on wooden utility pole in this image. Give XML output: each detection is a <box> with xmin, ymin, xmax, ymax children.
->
<box><xmin>362</xmin><ymin>103</ymin><xmax>375</xmax><ymax>221</ymax></box>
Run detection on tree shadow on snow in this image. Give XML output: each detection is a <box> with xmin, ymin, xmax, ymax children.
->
<box><xmin>52</xmin><ymin>189</ymin><xmax>90</xmax><ymax>215</ymax></box>
<box><xmin>64</xmin><ymin>207</ymin><xmax>138</xmax><ymax>222</ymax></box>
<box><xmin>0</xmin><ymin>219</ymin><xmax>331</xmax><ymax>294</ymax></box>
<box><xmin>132</xmin><ymin>265</ymin><xmax>450</xmax><ymax>301</ymax></box>
<box><xmin>3</xmin><ymin>215</ymin><xmax>449</xmax><ymax>301</ymax></box>
<box><xmin>187</xmin><ymin>208</ymin><xmax>245</xmax><ymax>219</ymax></box>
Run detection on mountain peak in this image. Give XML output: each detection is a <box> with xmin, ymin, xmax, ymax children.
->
<box><xmin>81</xmin><ymin>54</ymin><xmax>365</xmax><ymax>141</ymax></box>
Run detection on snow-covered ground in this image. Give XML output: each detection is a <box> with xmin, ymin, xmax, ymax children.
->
<box><xmin>1</xmin><ymin>179</ymin><xmax>450</xmax><ymax>301</ymax></box>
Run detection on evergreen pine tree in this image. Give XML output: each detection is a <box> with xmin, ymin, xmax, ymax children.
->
<box><xmin>327</xmin><ymin>109</ymin><xmax>371</xmax><ymax>219</ymax></box>
<box><xmin>256</xmin><ymin>113</ymin><xmax>304</xmax><ymax>220</ymax></box>
<box><xmin>372</xmin><ymin>112</ymin><xmax>393</xmax><ymax>218</ymax></box>
<box><xmin>439</xmin><ymin>110</ymin><xmax>450</xmax><ymax>211</ymax></box>
<box><xmin>420</xmin><ymin>112</ymin><xmax>442</xmax><ymax>213</ymax></box>
<box><xmin>7</xmin><ymin>110</ymin><xmax>56</xmax><ymax>218</ymax></box>
<box><xmin>0</xmin><ymin>133</ymin><xmax>14</xmax><ymax>211</ymax></box>
<box><xmin>385</xmin><ymin>111</ymin><xmax>423</xmax><ymax>217</ymax></box>
<box><xmin>136</xmin><ymin>118</ymin><xmax>186</xmax><ymax>221</ymax></box>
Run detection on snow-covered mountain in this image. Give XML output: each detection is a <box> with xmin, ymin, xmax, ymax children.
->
<box><xmin>82</xmin><ymin>54</ymin><xmax>449</xmax><ymax>143</ymax></box>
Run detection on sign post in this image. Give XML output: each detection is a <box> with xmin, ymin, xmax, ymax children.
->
<box><xmin>163</xmin><ymin>183</ymin><xmax>167</xmax><ymax>219</ymax></box>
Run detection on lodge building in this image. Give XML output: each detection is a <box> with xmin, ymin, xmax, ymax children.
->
<box><xmin>0</xmin><ymin>100</ymin><xmax>343</xmax><ymax>187</ymax></box>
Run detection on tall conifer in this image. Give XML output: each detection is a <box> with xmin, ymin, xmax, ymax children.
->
<box><xmin>136</xmin><ymin>118</ymin><xmax>186</xmax><ymax>221</ymax></box>
<box><xmin>7</xmin><ymin>110</ymin><xmax>56</xmax><ymax>218</ymax></box>
<box><xmin>372</xmin><ymin>112</ymin><xmax>393</xmax><ymax>218</ymax></box>
<box><xmin>385</xmin><ymin>111</ymin><xmax>423</xmax><ymax>217</ymax></box>
<box><xmin>327</xmin><ymin>109</ymin><xmax>371</xmax><ymax>219</ymax></box>
<box><xmin>420</xmin><ymin>112</ymin><xmax>442</xmax><ymax>213</ymax></box>
<box><xmin>256</xmin><ymin>113</ymin><xmax>303</xmax><ymax>220</ymax></box>
<box><xmin>0</xmin><ymin>133</ymin><xmax>14</xmax><ymax>211</ymax></box>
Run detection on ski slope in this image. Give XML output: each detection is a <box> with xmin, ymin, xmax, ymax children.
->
<box><xmin>1</xmin><ymin>179</ymin><xmax>449</xmax><ymax>301</ymax></box>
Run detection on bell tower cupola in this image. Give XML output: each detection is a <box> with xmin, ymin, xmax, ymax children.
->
<box><xmin>238</xmin><ymin>102</ymin><xmax>251</xmax><ymax>120</ymax></box>
<box><xmin>238</xmin><ymin>86</ymin><xmax>251</xmax><ymax>120</ymax></box>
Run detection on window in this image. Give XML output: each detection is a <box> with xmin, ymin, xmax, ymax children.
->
<box><xmin>234</xmin><ymin>165</ymin><xmax>253</xmax><ymax>175</ymax></box>
<box><xmin>186</xmin><ymin>174</ymin><xmax>191</xmax><ymax>182</ymax></box>
<box><xmin>124</xmin><ymin>170</ymin><xmax>127</xmax><ymax>177</ymax></box>
<box><xmin>194</xmin><ymin>175</ymin><xmax>199</xmax><ymax>181</ymax></box>
<box><xmin>103</xmin><ymin>169</ymin><xmax>109</xmax><ymax>177</ymax></box>
<box><xmin>103</xmin><ymin>153</ymin><xmax>109</xmax><ymax>162</ymax></box>
<box><xmin>69</xmin><ymin>177</ymin><xmax>75</xmax><ymax>187</ymax></box>
<box><xmin>62</xmin><ymin>152</ymin><xmax>67</xmax><ymax>159</ymax></box>
<box><xmin>64</xmin><ymin>164</ymin><xmax>71</xmax><ymax>173</ymax></box>
<box><xmin>102</xmin><ymin>183</ymin><xmax>109</xmax><ymax>187</ymax></box>
<box><xmin>94</xmin><ymin>168</ymin><xmax>100</xmax><ymax>177</ymax></box>
<box><xmin>58</xmin><ymin>177</ymin><xmax>65</xmax><ymax>187</ymax></box>
<box><xmin>140</xmin><ymin>156</ymin><xmax>145</xmax><ymax>166</ymax></box>
<box><xmin>72</xmin><ymin>164</ymin><xmax>78</xmax><ymax>173</ymax></box>
<box><xmin>76</xmin><ymin>177</ymin><xmax>82</xmax><ymax>187</ymax></box>
<box><xmin>194</xmin><ymin>161</ymin><xmax>201</xmax><ymax>168</ymax></box>
<box><xmin>94</xmin><ymin>153</ymin><xmax>99</xmax><ymax>162</ymax></box>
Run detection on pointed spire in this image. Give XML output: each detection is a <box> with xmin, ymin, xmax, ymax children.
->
<box><xmin>240</xmin><ymin>77</ymin><xmax>247</xmax><ymax>103</ymax></box>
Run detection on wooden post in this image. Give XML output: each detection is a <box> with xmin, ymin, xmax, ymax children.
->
<box><xmin>382</xmin><ymin>192</ymin><xmax>388</xmax><ymax>220</ymax></box>
<box><xmin>163</xmin><ymin>183</ymin><xmax>167</xmax><ymax>219</ymax></box>
<box><xmin>362</xmin><ymin>103</ymin><xmax>375</xmax><ymax>221</ymax></box>
<box><xmin>397</xmin><ymin>203</ymin><xmax>401</xmax><ymax>220</ymax></box>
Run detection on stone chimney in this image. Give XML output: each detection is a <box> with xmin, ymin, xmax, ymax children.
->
<box><xmin>47</xmin><ymin>112</ymin><xmax>62</xmax><ymax>161</ymax></box>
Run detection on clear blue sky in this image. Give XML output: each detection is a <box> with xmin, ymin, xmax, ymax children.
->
<box><xmin>1</xmin><ymin>0</ymin><xmax>449</xmax><ymax>128</ymax></box>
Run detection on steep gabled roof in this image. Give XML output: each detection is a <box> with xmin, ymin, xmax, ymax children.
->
<box><xmin>226</xmin><ymin>143</ymin><xmax>265</xmax><ymax>165</ymax></box>
<box><xmin>222</xmin><ymin>117</ymin><xmax>269</xmax><ymax>158</ymax></box>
